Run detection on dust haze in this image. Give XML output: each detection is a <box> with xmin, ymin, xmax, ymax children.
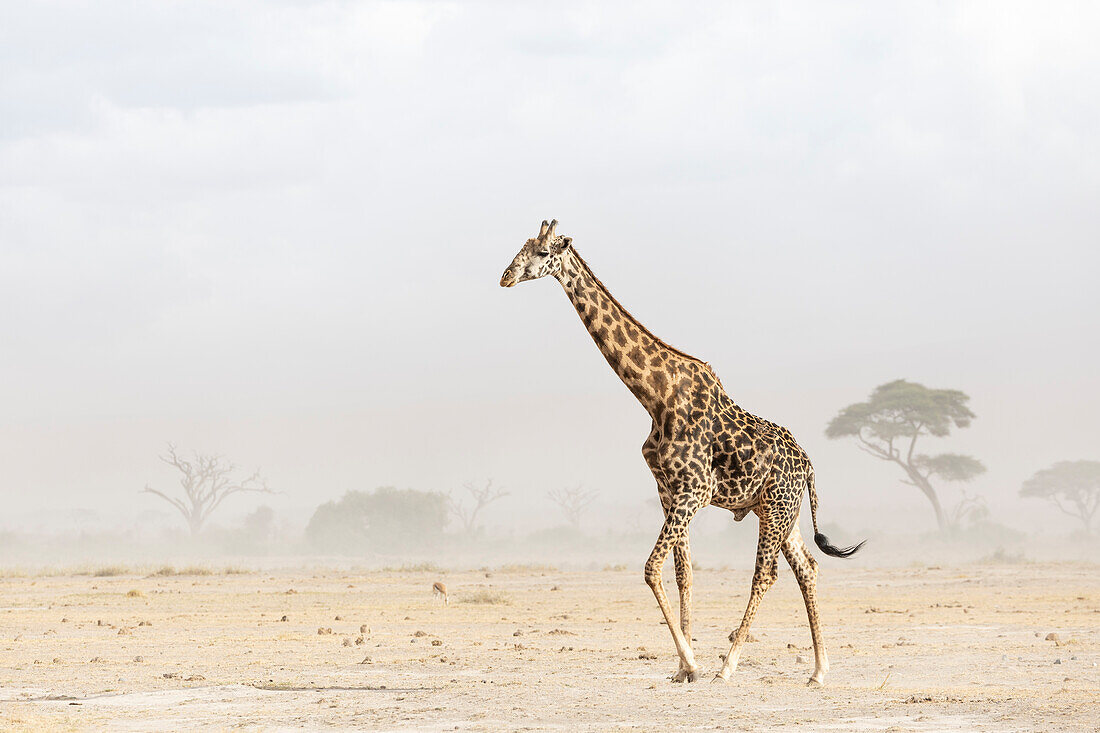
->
<box><xmin>2</xmin><ymin>2</ymin><xmax>1099</xmax><ymax>568</ymax></box>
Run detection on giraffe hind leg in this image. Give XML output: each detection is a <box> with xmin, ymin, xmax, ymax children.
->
<box><xmin>714</xmin><ymin>491</ymin><xmax>799</xmax><ymax>683</ymax></box>
<box><xmin>782</xmin><ymin>525</ymin><xmax>829</xmax><ymax>686</ymax></box>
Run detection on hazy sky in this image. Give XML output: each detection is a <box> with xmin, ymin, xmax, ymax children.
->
<box><xmin>2</xmin><ymin>2</ymin><xmax>1098</xmax><ymax>537</ymax></box>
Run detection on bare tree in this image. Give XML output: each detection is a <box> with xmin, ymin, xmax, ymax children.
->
<box><xmin>447</xmin><ymin>479</ymin><xmax>509</xmax><ymax>534</ymax></box>
<box><xmin>142</xmin><ymin>445</ymin><xmax>274</xmax><ymax>536</ymax></box>
<box><xmin>547</xmin><ymin>485</ymin><xmax>599</xmax><ymax>529</ymax></box>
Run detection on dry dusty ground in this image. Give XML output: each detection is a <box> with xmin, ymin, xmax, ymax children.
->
<box><xmin>1</xmin><ymin>562</ymin><xmax>1097</xmax><ymax>731</ymax></box>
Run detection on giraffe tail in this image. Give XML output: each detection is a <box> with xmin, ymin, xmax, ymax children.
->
<box><xmin>807</xmin><ymin>469</ymin><xmax>866</xmax><ymax>558</ymax></box>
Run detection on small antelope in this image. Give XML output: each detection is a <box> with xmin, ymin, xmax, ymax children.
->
<box><xmin>432</xmin><ymin>581</ymin><xmax>448</xmax><ymax>605</ymax></box>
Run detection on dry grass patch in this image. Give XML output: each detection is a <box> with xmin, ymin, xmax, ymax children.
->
<box><xmin>459</xmin><ymin>588</ymin><xmax>511</xmax><ymax>605</ymax></box>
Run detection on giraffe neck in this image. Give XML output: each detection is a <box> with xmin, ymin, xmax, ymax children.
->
<box><xmin>554</xmin><ymin>248</ymin><xmax>692</xmax><ymax>416</ymax></box>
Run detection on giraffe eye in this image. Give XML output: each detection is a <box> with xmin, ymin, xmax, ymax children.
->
<box><xmin>537</xmin><ymin>250</ymin><xmax>550</xmax><ymax>256</ymax></box>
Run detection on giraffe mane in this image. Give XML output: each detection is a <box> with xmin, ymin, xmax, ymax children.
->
<box><xmin>570</xmin><ymin>247</ymin><xmax>718</xmax><ymax>378</ymax></box>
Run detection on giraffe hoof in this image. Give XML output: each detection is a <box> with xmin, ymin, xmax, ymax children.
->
<box><xmin>711</xmin><ymin>672</ymin><xmax>730</xmax><ymax>684</ymax></box>
<box><xmin>807</xmin><ymin>675</ymin><xmax>825</xmax><ymax>687</ymax></box>
<box><xmin>671</xmin><ymin>669</ymin><xmax>701</xmax><ymax>683</ymax></box>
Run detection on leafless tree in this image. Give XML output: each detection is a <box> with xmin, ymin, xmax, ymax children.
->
<box><xmin>547</xmin><ymin>485</ymin><xmax>599</xmax><ymax>529</ymax></box>
<box><xmin>142</xmin><ymin>444</ymin><xmax>274</xmax><ymax>536</ymax></box>
<box><xmin>447</xmin><ymin>479</ymin><xmax>509</xmax><ymax>534</ymax></box>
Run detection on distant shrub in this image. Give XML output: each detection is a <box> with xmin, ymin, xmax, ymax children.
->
<box><xmin>93</xmin><ymin>565</ymin><xmax>128</xmax><ymax>577</ymax></box>
<box><xmin>305</xmin><ymin>487</ymin><xmax>448</xmax><ymax>555</ymax></box>
<box><xmin>382</xmin><ymin>562</ymin><xmax>440</xmax><ymax>572</ymax></box>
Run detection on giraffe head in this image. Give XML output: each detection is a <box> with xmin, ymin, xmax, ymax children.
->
<box><xmin>499</xmin><ymin>219</ymin><xmax>572</xmax><ymax>287</ymax></box>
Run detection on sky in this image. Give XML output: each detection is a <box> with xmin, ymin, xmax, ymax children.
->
<box><xmin>1</xmin><ymin>1</ymin><xmax>1098</xmax><ymax>538</ymax></box>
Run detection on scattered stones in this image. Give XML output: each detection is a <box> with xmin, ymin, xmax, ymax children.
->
<box><xmin>280</xmin><ymin>616</ymin><xmax>288</xmax><ymax>622</ymax></box>
<box><xmin>97</xmin><ymin>620</ymin><xmax>104</xmax><ymax>627</ymax></box>
<box><xmin>163</xmin><ymin>672</ymin><xmax>179</xmax><ymax>678</ymax></box>
<box><xmin>413</xmin><ymin>630</ymin><xmax>428</xmax><ymax>637</ymax></box>
<box><xmin>118</xmin><ymin>628</ymin><xmax>131</xmax><ymax>635</ymax></box>
<box><xmin>61</xmin><ymin>618</ymin><xmax>69</xmax><ymax>623</ymax></box>
<box><xmin>551</xmin><ymin>586</ymin><xmax>561</xmax><ymax>591</ymax></box>
<box><xmin>360</xmin><ymin>624</ymin><xmax>369</xmax><ymax>634</ymax></box>
<box><xmin>126</xmin><ymin>589</ymin><xmax>144</xmax><ymax>598</ymax></box>
<box><xmin>431</xmin><ymin>639</ymin><xmax>443</xmax><ymax>646</ymax></box>
<box><xmin>285</xmin><ymin>589</ymin><xmax>297</xmax><ymax>595</ymax></box>
<box><xmin>317</xmin><ymin>627</ymin><xmax>333</xmax><ymax>635</ymax></box>
<box><xmin>355</xmin><ymin>636</ymin><xmax>365</xmax><ymax>645</ymax></box>
<box><xmin>52</xmin><ymin>657</ymin><xmax>63</xmax><ymax>664</ymax></box>
<box><xmin>358</xmin><ymin>656</ymin><xmax>372</xmax><ymax>664</ymax></box>
<box><xmin>184</xmin><ymin>674</ymin><xmax>205</xmax><ymax>681</ymax></box>
<box><xmin>342</xmin><ymin>638</ymin><xmax>353</xmax><ymax>647</ymax></box>
<box><xmin>138</xmin><ymin>620</ymin><xmax>152</xmax><ymax>627</ymax></box>
<box><xmin>134</xmin><ymin>656</ymin><xmax>144</xmax><ymax>662</ymax></box>
<box><xmin>547</xmin><ymin>629</ymin><xmax>576</xmax><ymax>636</ymax></box>
<box><xmin>639</xmin><ymin>652</ymin><xmax>658</xmax><ymax>660</ymax></box>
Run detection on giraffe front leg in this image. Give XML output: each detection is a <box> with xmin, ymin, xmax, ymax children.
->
<box><xmin>672</xmin><ymin>534</ymin><xmax>695</xmax><ymax>679</ymax></box>
<box><xmin>645</xmin><ymin>502</ymin><xmax>702</xmax><ymax>682</ymax></box>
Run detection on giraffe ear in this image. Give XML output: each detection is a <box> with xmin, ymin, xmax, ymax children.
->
<box><xmin>554</xmin><ymin>236</ymin><xmax>572</xmax><ymax>253</ymax></box>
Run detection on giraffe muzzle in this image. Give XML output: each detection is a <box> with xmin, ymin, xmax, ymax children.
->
<box><xmin>500</xmin><ymin>270</ymin><xmax>518</xmax><ymax>288</ymax></box>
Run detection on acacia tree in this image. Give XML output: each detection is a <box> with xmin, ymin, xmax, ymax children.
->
<box><xmin>447</xmin><ymin>479</ymin><xmax>509</xmax><ymax>534</ymax></box>
<box><xmin>826</xmin><ymin>380</ymin><xmax>985</xmax><ymax>531</ymax></box>
<box><xmin>142</xmin><ymin>445</ymin><xmax>273</xmax><ymax>536</ymax></box>
<box><xmin>547</xmin><ymin>485</ymin><xmax>599</xmax><ymax>529</ymax></box>
<box><xmin>1020</xmin><ymin>460</ymin><xmax>1100</xmax><ymax>535</ymax></box>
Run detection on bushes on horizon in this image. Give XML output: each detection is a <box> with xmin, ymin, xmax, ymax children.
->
<box><xmin>305</xmin><ymin>487</ymin><xmax>448</xmax><ymax>554</ymax></box>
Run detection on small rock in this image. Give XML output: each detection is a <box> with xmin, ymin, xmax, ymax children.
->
<box><xmin>280</xmin><ymin>615</ymin><xmax>288</xmax><ymax>622</ymax></box>
<box><xmin>184</xmin><ymin>674</ymin><xmax>205</xmax><ymax>681</ymax></box>
<box><xmin>317</xmin><ymin>627</ymin><xmax>333</xmax><ymax>635</ymax></box>
<box><xmin>343</xmin><ymin>638</ymin><xmax>352</xmax><ymax>647</ymax></box>
<box><xmin>133</xmin><ymin>656</ymin><xmax>143</xmax><ymax>663</ymax></box>
<box><xmin>360</xmin><ymin>624</ymin><xmax>369</xmax><ymax>634</ymax></box>
<box><xmin>335</xmin><ymin>616</ymin><xmax>342</xmax><ymax>621</ymax></box>
<box><xmin>432</xmin><ymin>639</ymin><xmax>443</xmax><ymax>646</ymax></box>
<box><xmin>639</xmin><ymin>652</ymin><xmax>658</xmax><ymax>660</ymax></box>
<box><xmin>52</xmin><ymin>657</ymin><xmax>63</xmax><ymax>664</ymax></box>
<box><xmin>1054</xmin><ymin>658</ymin><xmax>1062</xmax><ymax>664</ymax></box>
<box><xmin>1045</xmin><ymin>633</ymin><xmax>1060</xmax><ymax>642</ymax></box>
<box><xmin>355</xmin><ymin>636</ymin><xmax>365</xmax><ymax>645</ymax></box>
<box><xmin>513</xmin><ymin>630</ymin><xmax>523</xmax><ymax>637</ymax></box>
<box><xmin>138</xmin><ymin>620</ymin><xmax>151</xmax><ymax>627</ymax></box>
<box><xmin>787</xmin><ymin>643</ymin><xmax>797</xmax><ymax>649</ymax></box>
<box><xmin>796</xmin><ymin>655</ymin><xmax>806</xmax><ymax>664</ymax></box>
<box><xmin>550</xmin><ymin>586</ymin><xmax>561</xmax><ymax>591</ymax></box>
<box><xmin>358</xmin><ymin>656</ymin><xmax>372</xmax><ymax>664</ymax></box>
<box><xmin>413</xmin><ymin>630</ymin><xmax>428</xmax><ymax>637</ymax></box>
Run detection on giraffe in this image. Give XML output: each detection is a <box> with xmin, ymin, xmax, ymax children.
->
<box><xmin>499</xmin><ymin>220</ymin><xmax>865</xmax><ymax>685</ymax></box>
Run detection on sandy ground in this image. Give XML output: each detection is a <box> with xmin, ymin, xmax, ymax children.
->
<box><xmin>1</xmin><ymin>562</ymin><xmax>1097</xmax><ymax>731</ymax></box>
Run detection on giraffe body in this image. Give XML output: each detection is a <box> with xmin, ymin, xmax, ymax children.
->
<box><xmin>500</xmin><ymin>220</ymin><xmax>863</xmax><ymax>685</ymax></box>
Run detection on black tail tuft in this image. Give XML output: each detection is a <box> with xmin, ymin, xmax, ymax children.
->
<box><xmin>814</xmin><ymin>532</ymin><xmax>866</xmax><ymax>558</ymax></box>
